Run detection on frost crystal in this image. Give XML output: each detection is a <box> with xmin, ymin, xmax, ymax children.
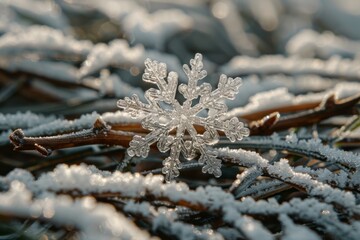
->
<box><xmin>117</xmin><ymin>53</ymin><xmax>249</xmax><ymax>181</ymax></box>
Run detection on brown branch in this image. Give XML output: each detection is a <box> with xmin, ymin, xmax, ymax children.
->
<box><xmin>241</xmin><ymin>102</ymin><xmax>320</xmax><ymax>121</ymax></box>
<box><xmin>8</xmin><ymin>94</ymin><xmax>360</xmax><ymax>156</ymax></box>
<box><xmin>9</xmin><ymin>118</ymin><xmax>135</xmax><ymax>156</ymax></box>
<box><xmin>249</xmin><ymin>93</ymin><xmax>360</xmax><ymax>135</ymax></box>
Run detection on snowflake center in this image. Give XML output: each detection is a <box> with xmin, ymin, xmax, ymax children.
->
<box><xmin>175</xmin><ymin>105</ymin><xmax>192</xmax><ymax>125</ymax></box>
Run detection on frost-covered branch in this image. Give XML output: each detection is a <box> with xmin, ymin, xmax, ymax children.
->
<box><xmin>217</xmin><ymin>148</ymin><xmax>359</xmax><ymax>214</ymax></box>
<box><xmin>286</xmin><ymin>29</ymin><xmax>360</xmax><ymax>59</ymax></box>
<box><xmin>0</xmin><ymin>26</ymin><xmax>92</xmax><ymax>60</ymax></box>
<box><xmin>226</xmin><ymin>83</ymin><xmax>360</xmax><ymax>120</ymax></box>
<box><xmin>220</xmin><ymin>55</ymin><xmax>360</xmax><ymax>80</ymax></box>
<box><xmin>2</xmin><ymin>164</ymin><xmax>359</xmax><ymax>239</ymax></box>
<box><xmin>219</xmin><ymin>135</ymin><xmax>360</xmax><ymax>170</ymax></box>
<box><xmin>124</xmin><ymin>201</ymin><xmax>223</xmax><ymax>240</ymax></box>
<box><xmin>9</xmin><ymin>117</ymin><xmax>135</xmax><ymax>156</ymax></box>
<box><xmin>0</xmin><ymin>181</ymin><xmax>153</xmax><ymax>240</ymax></box>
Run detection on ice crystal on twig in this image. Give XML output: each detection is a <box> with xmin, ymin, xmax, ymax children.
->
<box><xmin>118</xmin><ymin>53</ymin><xmax>249</xmax><ymax>181</ymax></box>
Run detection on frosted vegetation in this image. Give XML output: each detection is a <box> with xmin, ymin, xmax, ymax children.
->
<box><xmin>0</xmin><ymin>0</ymin><xmax>360</xmax><ymax>239</ymax></box>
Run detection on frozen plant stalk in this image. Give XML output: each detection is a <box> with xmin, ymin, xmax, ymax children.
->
<box><xmin>118</xmin><ymin>53</ymin><xmax>249</xmax><ymax>181</ymax></box>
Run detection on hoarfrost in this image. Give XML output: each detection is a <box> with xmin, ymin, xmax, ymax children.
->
<box><xmin>0</xmin><ymin>181</ymin><xmax>154</xmax><ymax>240</ymax></box>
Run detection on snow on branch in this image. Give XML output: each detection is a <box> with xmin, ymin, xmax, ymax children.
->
<box><xmin>2</xmin><ymin>164</ymin><xmax>273</xmax><ymax>239</ymax></box>
<box><xmin>236</xmin><ymin>197</ymin><xmax>357</xmax><ymax>239</ymax></box>
<box><xmin>0</xmin><ymin>111</ymin><xmax>140</xmax><ymax>144</ymax></box>
<box><xmin>79</xmin><ymin>40</ymin><xmax>144</xmax><ymax>78</ymax></box>
<box><xmin>220</xmin><ymin>55</ymin><xmax>360</xmax><ymax>80</ymax></box>
<box><xmin>226</xmin><ymin>82</ymin><xmax>360</xmax><ymax>118</ymax></box>
<box><xmin>217</xmin><ymin>148</ymin><xmax>359</xmax><ymax>212</ymax></box>
<box><xmin>0</xmin><ymin>181</ymin><xmax>153</xmax><ymax>240</ymax></box>
<box><xmin>2</xmin><ymin>164</ymin><xmax>358</xmax><ymax>239</ymax></box>
<box><xmin>0</xmin><ymin>111</ymin><xmax>56</xmax><ymax>130</ymax></box>
<box><xmin>227</xmin><ymin>74</ymin><xmax>337</xmax><ymax>109</ymax></box>
<box><xmin>0</xmin><ymin>26</ymin><xmax>92</xmax><ymax>58</ymax></box>
<box><xmin>235</xmin><ymin>179</ymin><xmax>287</xmax><ymax>199</ymax></box>
<box><xmin>286</xmin><ymin>29</ymin><xmax>360</xmax><ymax>59</ymax></box>
<box><xmin>279</xmin><ymin>214</ymin><xmax>320</xmax><ymax>240</ymax></box>
<box><xmin>228</xmin><ymin>135</ymin><xmax>360</xmax><ymax>170</ymax></box>
<box><xmin>124</xmin><ymin>201</ymin><xmax>224</xmax><ymax>240</ymax></box>
<box><xmin>78</xmin><ymin>40</ymin><xmax>185</xmax><ymax>81</ymax></box>
<box><xmin>293</xmin><ymin>166</ymin><xmax>358</xmax><ymax>189</ymax></box>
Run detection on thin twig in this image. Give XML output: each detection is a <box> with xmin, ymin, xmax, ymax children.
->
<box><xmin>9</xmin><ymin>117</ymin><xmax>135</xmax><ymax>156</ymax></box>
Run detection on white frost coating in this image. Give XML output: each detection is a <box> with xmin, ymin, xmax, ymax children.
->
<box><xmin>118</xmin><ymin>53</ymin><xmax>249</xmax><ymax>181</ymax></box>
<box><xmin>267</xmin><ymin>159</ymin><xmax>357</xmax><ymax>209</ymax></box>
<box><xmin>217</xmin><ymin>145</ymin><xmax>360</xmax><ymax>194</ymax></box>
<box><xmin>4</xmin><ymin>164</ymin><xmax>357</xmax><ymax>239</ymax></box>
<box><xmin>279</xmin><ymin>214</ymin><xmax>321</xmax><ymax>240</ymax></box>
<box><xmin>238</xmin><ymin>197</ymin><xmax>359</xmax><ymax>239</ymax></box>
<box><xmin>226</xmin><ymin>87</ymin><xmax>322</xmax><ymax>117</ymax></box>
<box><xmin>0</xmin><ymin>111</ymin><xmax>56</xmax><ymax>130</ymax></box>
<box><xmin>0</xmin><ymin>181</ymin><xmax>153</xmax><ymax>240</ymax></box>
<box><xmin>222</xmin><ymin>207</ymin><xmax>273</xmax><ymax>240</ymax></box>
<box><xmin>2</xmin><ymin>164</ymin><xmax>272</xmax><ymax>240</ymax></box>
<box><xmin>236</xmin><ymin>179</ymin><xmax>285</xmax><ymax>198</ymax></box>
<box><xmin>0</xmin><ymin>112</ymin><xmax>96</xmax><ymax>143</ymax></box>
<box><xmin>78</xmin><ymin>41</ymin><xmax>186</xmax><ymax>81</ymax></box>
<box><xmin>21</xmin><ymin>112</ymin><xmax>100</xmax><ymax>137</ymax></box>
<box><xmin>226</xmin><ymin>82</ymin><xmax>360</xmax><ymax>117</ymax></box>
<box><xmin>217</xmin><ymin>148</ymin><xmax>269</xmax><ymax>168</ymax></box>
<box><xmin>4</xmin><ymin>60</ymin><xmax>79</xmax><ymax>83</ymax></box>
<box><xmin>4</xmin><ymin>164</ymin><xmax>233</xmax><ymax>207</ymax></box>
<box><xmin>123</xmin><ymin>9</ymin><xmax>193</xmax><ymax>50</ymax></box>
<box><xmin>0</xmin><ymin>111</ymin><xmax>139</xmax><ymax>142</ymax></box>
<box><xmin>0</xmin><ymin>26</ymin><xmax>92</xmax><ymax>56</ymax></box>
<box><xmin>101</xmin><ymin>110</ymin><xmax>143</xmax><ymax>125</ymax></box>
<box><xmin>227</xmin><ymin>74</ymin><xmax>336</xmax><ymax>108</ymax></box>
<box><xmin>220</xmin><ymin>55</ymin><xmax>360</xmax><ymax>79</ymax></box>
<box><xmin>125</xmin><ymin>201</ymin><xmax>223</xmax><ymax>240</ymax></box>
<box><xmin>293</xmin><ymin>166</ymin><xmax>353</xmax><ymax>189</ymax></box>
<box><xmin>286</xmin><ymin>29</ymin><xmax>360</xmax><ymax>58</ymax></box>
<box><xmin>267</xmin><ymin>135</ymin><xmax>360</xmax><ymax>169</ymax></box>
<box><xmin>216</xmin><ymin>148</ymin><xmax>358</xmax><ymax>211</ymax></box>
<box><xmin>79</xmin><ymin>40</ymin><xmax>144</xmax><ymax>77</ymax></box>
<box><xmin>238</xmin><ymin>134</ymin><xmax>360</xmax><ymax>169</ymax></box>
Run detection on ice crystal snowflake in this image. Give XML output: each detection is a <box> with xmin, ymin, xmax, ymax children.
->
<box><xmin>117</xmin><ymin>53</ymin><xmax>249</xmax><ymax>181</ymax></box>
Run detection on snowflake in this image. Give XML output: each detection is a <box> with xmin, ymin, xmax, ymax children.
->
<box><xmin>117</xmin><ymin>53</ymin><xmax>249</xmax><ymax>181</ymax></box>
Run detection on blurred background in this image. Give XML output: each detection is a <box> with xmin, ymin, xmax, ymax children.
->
<box><xmin>1</xmin><ymin>0</ymin><xmax>360</xmax><ymax>114</ymax></box>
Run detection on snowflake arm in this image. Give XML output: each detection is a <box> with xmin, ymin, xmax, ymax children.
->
<box><xmin>118</xmin><ymin>53</ymin><xmax>249</xmax><ymax>181</ymax></box>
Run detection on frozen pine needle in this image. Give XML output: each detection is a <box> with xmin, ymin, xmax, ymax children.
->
<box><xmin>117</xmin><ymin>53</ymin><xmax>250</xmax><ymax>181</ymax></box>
